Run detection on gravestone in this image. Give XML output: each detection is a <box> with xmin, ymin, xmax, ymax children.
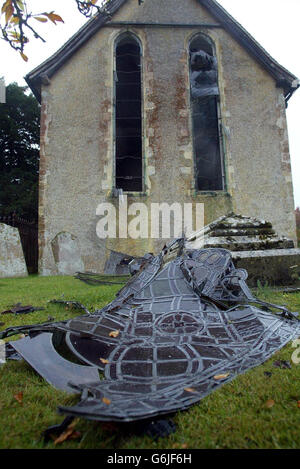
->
<box><xmin>0</xmin><ymin>223</ymin><xmax>28</xmax><ymax>278</ymax></box>
<box><xmin>51</xmin><ymin>232</ymin><xmax>84</xmax><ymax>275</ymax></box>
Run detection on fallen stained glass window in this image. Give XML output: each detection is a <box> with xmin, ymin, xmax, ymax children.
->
<box><xmin>1</xmin><ymin>240</ymin><xmax>300</xmax><ymax>423</ymax></box>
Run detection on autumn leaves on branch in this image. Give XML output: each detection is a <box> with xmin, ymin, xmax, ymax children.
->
<box><xmin>0</xmin><ymin>0</ymin><xmax>105</xmax><ymax>61</ymax></box>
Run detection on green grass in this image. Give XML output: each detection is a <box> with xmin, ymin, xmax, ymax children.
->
<box><xmin>0</xmin><ymin>275</ymin><xmax>300</xmax><ymax>449</ymax></box>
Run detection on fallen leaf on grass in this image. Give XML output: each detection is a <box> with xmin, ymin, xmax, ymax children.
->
<box><xmin>102</xmin><ymin>397</ymin><xmax>111</xmax><ymax>405</ymax></box>
<box><xmin>14</xmin><ymin>392</ymin><xmax>23</xmax><ymax>405</ymax></box>
<box><xmin>53</xmin><ymin>419</ymin><xmax>81</xmax><ymax>445</ymax></box>
<box><xmin>54</xmin><ymin>428</ymin><xmax>73</xmax><ymax>445</ymax></box>
<box><xmin>100</xmin><ymin>358</ymin><xmax>109</xmax><ymax>364</ymax></box>
<box><xmin>265</xmin><ymin>399</ymin><xmax>275</xmax><ymax>408</ymax></box>
<box><xmin>213</xmin><ymin>373</ymin><xmax>230</xmax><ymax>380</ymax></box>
<box><xmin>273</xmin><ymin>360</ymin><xmax>291</xmax><ymax>369</ymax></box>
<box><xmin>184</xmin><ymin>387</ymin><xmax>196</xmax><ymax>393</ymax></box>
<box><xmin>181</xmin><ymin>443</ymin><xmax>188</xmax><ymax>449</ymax></box>
<box><xmin>297</xmin><ymin>401</ymin><xmax>300</xmax><ymax>408</ymax></box>
<box><xmin>68</xmin><ymin>431</ymin><xmax>81</xmax><ymax>440</ymax></box>
<box><xmin>54</xmin><ymin>427</ymin><xmax>81</xmax><ymax>445</ymax></box>
<box><xmin>109</xmin><ymin>330</ymin><xmax>120</xmax><ymax>338</ymax></box>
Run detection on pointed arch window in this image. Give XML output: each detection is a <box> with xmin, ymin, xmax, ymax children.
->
<box><xmin>189</xmin><ymin>34</ymin><xmax>224</xmax><ymax>191</ymax></box>
<box><xmin>114</xmin><ymin>33</ymin><xmax>143</xmax><ymax>192</ymax></box>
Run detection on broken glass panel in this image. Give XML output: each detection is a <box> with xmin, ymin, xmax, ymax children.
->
<box><xmin>1</xmin><ymin>241</ymin><xmax>299</xmax><ymax>423</ymax></box>
<box><xmin>190</xmin><ymin>35</ymin><xmax>224</xmax><ymax>191</ymax></box>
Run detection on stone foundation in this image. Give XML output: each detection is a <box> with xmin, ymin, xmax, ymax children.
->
<box><xmin>232</xmin><ymin>249</ymin><xmax>300</xmax><ymax>287</ymax></box>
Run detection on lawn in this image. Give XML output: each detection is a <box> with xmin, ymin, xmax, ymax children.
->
<box><xmin>0</xmin><ymin>275</ymin><xmax>300</xmax><ymax>449</ymax></box>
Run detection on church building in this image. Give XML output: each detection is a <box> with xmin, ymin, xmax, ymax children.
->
<box><xmin>25</xmin><ymin>0</ymin><xmax>299</xmax><ymax>275</ymax></box>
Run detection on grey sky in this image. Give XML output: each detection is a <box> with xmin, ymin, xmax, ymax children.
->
<box><xmin>1</xmin><ymin>0</ymin><xmax>299</xmax><ymax>207</ymax></box>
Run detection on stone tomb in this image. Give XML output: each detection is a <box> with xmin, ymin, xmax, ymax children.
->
<box><xmin>187</xmin><ymin>213</ymin><xmax>300</xmax><ymax>286</ymax></box>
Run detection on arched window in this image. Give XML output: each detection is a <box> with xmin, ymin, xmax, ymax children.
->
<box><xmin>114</xmin><ymin>33</ymin><xmax>143</xmax><ymax>192</ymax></box>
<box><xmin>189</xmin><ymin>35</ymin><xmax>224</xmax><ymax>191</ymax></box>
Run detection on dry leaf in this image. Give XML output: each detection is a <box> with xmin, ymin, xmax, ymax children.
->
<box><xmin>54</xmin><ymin>420</ymin><xmax>81</xmax><ymax>445</ymax></box>
<box><xmin>1</xmin><ymin>1</ymin><xmax>8</xmax><ymax>14</ymax></box>
<box><xmin>10</xmin><ymin>16</ymin><xmax>19</xmax><ymax>24</ymax></box>
<box><xmin>184</xmin><ymin>387</ymin><xmax>196</xmax><ymax>393</ymax></box>
<box><xmin>4</xmin><ymin>2</ymin><xmax>14</xmax><ymax>24</ymax></box>
<box><xmin>297</xmin><ymin>401</ymin><xmax>300</xmax><ymax>408</ymax></box>
<box><xmin>109</xmin><ymin>330</ymin><xmax>120</xmax><ymax>338</ymax></box>
<box><xmin>34</xmin><ymin>16</ymin><xmax>48</xmax><ymax>22</ymax></box>
<box><xmin>54</xmin><ymin>428</ymin><xmax>73</xmax><ymax>445</ymax></box>
<box><xmin>20</xmin><ymin>52</ymin><xmax>28</xmax><ymax>62</ymax></box>
<box><xmin>68</xmin><ymin>431</ymin><xmax>81</xmax><ymax>440</ymax></box>
<box><xmin>14</xmin><ymin>391</ymin><xmax>23</xmax><ymax>405</ymax></box>
<box><xmin>213</xmin><ymin>373</ymin><xmax>230</xmax><ymax>380</ymax></box>
<box><xmin>181</xmin><ymin>443</ymin><xmax>188</xmax><ymax>449</ymax></box>
<box><xmin>102</xmin><ymin>397</ymin><xmax>111</xmax><ymax>405</ymax></box>
<box><xmin>44</xmin><ymin>12</ymin><xmax>64</xmax><ymax>25</ymax></box>
<box><xmin>265</xmin><ymin>399</ymin><xmax>275</xmax><ymax>408</ymax></box>
<box><xmin>100</xmin><ymin>358</ymin><xmax>109</xmax><ymax>364</ymax></box>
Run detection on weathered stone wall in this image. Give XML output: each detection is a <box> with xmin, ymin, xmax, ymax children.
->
<box><xmin>38</xmin><ymin>0</ymin><xmax>297</xmax><ymax>275</ymax></box>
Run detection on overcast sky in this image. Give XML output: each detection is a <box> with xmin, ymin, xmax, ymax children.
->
<box><xmin>0</xmin><ymin>0</ymin><xmax>299</xmax><ymax>207</ymax></box>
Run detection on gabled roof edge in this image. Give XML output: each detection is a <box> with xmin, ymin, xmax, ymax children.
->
<box><xmin>25</xmin><ymin>0</ymin><xmax>299</xmax><ymax>103</ymax></box>
<box><xmin>25</xmin><ymin>0</ymin><xmax>128</xmax><ymax>102</ymax></box>
<box><xmin>199</xmin><ymin>0</ymin><xmax>299</xmax><ymax>101</ymax></box>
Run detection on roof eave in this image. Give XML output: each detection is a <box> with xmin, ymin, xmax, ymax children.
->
<box><xmin>199</xmin><ymin>0</ymin><xmax>299</xmax><ymax>100</ymax></box>
<box><xmin>25</xmin><ymin>0</ymin><xmax>299</xmax><ymax>103</ymax></box>
<box><xmin>25</xmin><ymin>0</ymin><xmax>127</xmax><ymax>102</ymax></box>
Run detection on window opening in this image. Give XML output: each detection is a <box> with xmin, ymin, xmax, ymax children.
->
<box><xmin>115</xmin><ymin>35</ymin><xmax>143</xmax><ymax>192</ymax></box>
<box><xmin>190</xmin><ymin>35</ymin><xmax>224</xmax><ymax>191</ymax></box>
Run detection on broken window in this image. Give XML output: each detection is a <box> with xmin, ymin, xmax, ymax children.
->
<box><xmin>190</xmin><ymin>35</ymin><xmax>224</xmax><ymax>191</ymax></box>
<box><xmin>114</xmin><ymin>33</ymin><xmax>143</xmax><ymax>192</ymax></box>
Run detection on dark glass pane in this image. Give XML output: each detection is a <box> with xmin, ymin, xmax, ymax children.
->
<box><xmin>115</xmin><ymin>37</ymin><xmax>142</xmax><ymax>192</ymax></box>
<box><xmin>190</xmin><ymin>36</ymin><xmax>223</xmax><ymax>191</ymax></box>
<box><xmin>115</xmin><ymin>136</ymin><xmax>142</xmax><ymax>159</ymax></box>
<box><xmin>116</xmin><ymin>83</ymin><xmax>141</xmax><ymax>101</ymax></box>
<box><xmin>116</xmin><ymin>100</ymin><xmax>141</xmax><ymax>119</ymax></box>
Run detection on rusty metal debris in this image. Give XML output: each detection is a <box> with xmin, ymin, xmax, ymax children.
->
<box><xmin>74</xmin><ymin>272</ymin><xmax>129</xmax><ymax>286</ymax></box>
<box><xmin>272</xmin><ymin>360</ymin><xmax>292</xmax><ymax>370</ymax></box>
<box><xmin>5</xmin><ymin>343</ymin><xmax>22</xmax><ymax>361</ymax></box>
<box><xmin>1</xmin><ymin>240</ymin><xmax>300</xmax><ymax>423</ymax></box>
<box><xmin>1</xmin><ymin>303</ymin><xmax>44</xmax><ymax>315</ymax></box>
